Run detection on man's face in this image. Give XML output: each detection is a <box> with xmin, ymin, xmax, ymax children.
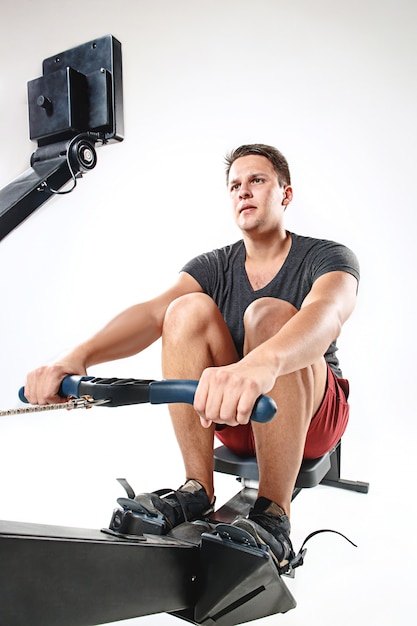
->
<box><xmin>228</xmin><ymin>155</ymin><xmax>291</xmax><ymax>234</ymax></box>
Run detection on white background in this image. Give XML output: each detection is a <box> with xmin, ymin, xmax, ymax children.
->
<box><xmin>0</xmin><ymin>1</ymin><xmax>416</xmax><ymax>625</ymax></box>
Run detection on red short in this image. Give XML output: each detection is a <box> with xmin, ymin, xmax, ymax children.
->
<box><xmin>214</xmin><ymin>365</ymin><xmax>350</xmax><ymax>460</ymax></box>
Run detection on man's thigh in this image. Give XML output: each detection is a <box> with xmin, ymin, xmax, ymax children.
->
<box><xmin>214</xmin><ymin>364</ymin><xmax>349</xmax><ymax>460</ymax></box>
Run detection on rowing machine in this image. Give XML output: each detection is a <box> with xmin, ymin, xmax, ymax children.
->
<box><xmin>0</xmin><ymin>376</ymin><xmax>357</xmax><ymax>625</ymax></box>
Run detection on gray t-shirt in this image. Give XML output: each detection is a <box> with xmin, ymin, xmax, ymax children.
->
<box><xmin>181</xmin><ymin>232</ymin><xmax>360</xmax><ymax>377</ymax></box>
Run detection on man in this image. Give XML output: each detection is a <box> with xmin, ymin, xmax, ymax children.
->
<box><xmin>24</xmin><ymin>144</ymin><xmax>359</xmax><ymax>574</ymax></box>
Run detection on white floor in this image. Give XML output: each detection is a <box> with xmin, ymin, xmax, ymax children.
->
<box><xmin>0</xmin><ymin>403</ymin><xmax>415</xmax><ymax>626</ymax></box>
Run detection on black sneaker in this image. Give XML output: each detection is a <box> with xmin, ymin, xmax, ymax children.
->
<box><xmin>232</xmin><ymin>497</ymin><xmax>295</xmax><ymax>574</ymax></box>
<box><xmin>132</xmin><ymin>479</ymin><xmax>214</xmax><ymax>531</ymax></box>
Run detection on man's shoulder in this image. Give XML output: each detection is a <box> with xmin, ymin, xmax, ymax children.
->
<box><xmin>289</xmin><ymin>231</ymin><xmax>359</xmax><ymax>278</ymax></box>
<box><xmin>213</xmin><ymin>239</ymin><xmax>244</xmax><ymax>254</ymax></box>
<box><xmin>290</xmin><ymin>231</ymin><xmax>355</xmax><ymax>255</ymax></box>
<box><xmin>182</xmin><ymin>239</ymin><xmax>243</xmax><ymax>274</ymax></box>
<box><xmin>198</xmin><ymin>239</ymin><xmax>244</xmax><ymax>263</ymax></box>
<box><xmin>290</xmin><ymin>231</ymin><xmax>340</xmax><ymax>247</ymax></box>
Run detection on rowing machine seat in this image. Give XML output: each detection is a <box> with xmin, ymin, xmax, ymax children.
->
<box><xmin>214</xmin><ymin>440</ymin><xmax>369</xmax><ymax>500</ymax></box>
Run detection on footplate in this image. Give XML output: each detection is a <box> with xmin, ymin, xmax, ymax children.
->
<box><xmin>108</xmin><ymin>478</ymin><xmax>169</xmax><ymax>537</ymax></box>
<box><xmin>181</xmin><ymin>523</ymin><xmax>296</xmax><ymax>625</ymax></box>
<box><xmin>109</xmin><ymin>497</ymin><xmax>168</xmax><ymax>536</ymax></box>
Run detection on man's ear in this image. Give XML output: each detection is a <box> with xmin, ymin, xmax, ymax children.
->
<box><xmin>282</xmin><ymin>185</ymin><xmax>293</xmax><ymax>206</ymax></box>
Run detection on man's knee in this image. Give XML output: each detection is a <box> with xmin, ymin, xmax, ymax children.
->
<box><xmin>165</xmin><ymin>292</ymin><xmax>214</xmax><ymax>326</ymax></box>
<box><xmin>162</xmin><ymin>293</ymin><xmax>238</xmax><ymax>365</ymax></box>
<box><xmin>163</xmin><ymin>293</ymin><xmax>224</xmax><ymax>339</ymax></box>
<box><xmin>243</xmin><ymin>297</ymin><xmax>297</xmax><ymax>349</ymax></box>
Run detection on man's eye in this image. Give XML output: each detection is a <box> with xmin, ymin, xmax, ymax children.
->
<box><xmin>231</xmin><ymin>184</ymin><xmax>240</xmax><ymax>191</ymax></box>
<box><xmin>253</xmin><ymin>178</ymin><xmax>263</xmax><ymax>184</ymax></box>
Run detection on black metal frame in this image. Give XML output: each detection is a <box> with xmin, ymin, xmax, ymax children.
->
<box><xmin>319</xmin><ymin>440</ymin><xmax>369</xmax><ymax>493</ymax></box>
<box><xmin>0</xmin><ymin>501</ymin><xmax>296</xmax><ymax>626</ymax></box>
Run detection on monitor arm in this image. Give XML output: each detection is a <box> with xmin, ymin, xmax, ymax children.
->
<box><xmin>0</xmin><ymin>35</ymin><xmax>123</xmax><ymax>242</ymax></box>
<box><xmin>0</xmin><ymin>133</ymin><xmax>98</xmax><ymax>241</ymax></box>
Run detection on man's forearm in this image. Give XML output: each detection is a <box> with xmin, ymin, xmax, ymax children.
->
<box><xmin>65</xmin><ymin>302</ymin><xmax>163</xmax><ymax>370</ymax></box>
<box><xmin>245</xmin><ymin>300</ymin><xmax>342</xmax><ymax>380</ymax></box>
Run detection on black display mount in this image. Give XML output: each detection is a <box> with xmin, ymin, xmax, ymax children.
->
<box><xmin>0</xmin><ymin>34</ymin><xmax>124</xmax><ymax>241</ymax></box>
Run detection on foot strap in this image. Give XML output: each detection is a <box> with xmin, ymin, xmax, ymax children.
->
<box><xmin>287</xmin><ymin>528</ymin><xmax>357</xmax><ymax>575</ymax></box>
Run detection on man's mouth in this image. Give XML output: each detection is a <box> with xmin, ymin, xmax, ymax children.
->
<box><xmin>239</xmin><ymin>204</ymin><xmax>256</xmax><ymax>214</ymax></box>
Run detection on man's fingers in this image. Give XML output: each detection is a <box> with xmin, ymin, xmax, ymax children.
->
<box><xmin>194</xmin><ymin>367</ymin><xmax>261</xmax><ymax>426</ymax></box>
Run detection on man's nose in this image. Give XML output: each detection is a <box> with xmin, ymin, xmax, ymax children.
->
<box><xmin>239</xmin><ymin>183</ymin><xmax>252</xmax><ymax>198</ymax></box>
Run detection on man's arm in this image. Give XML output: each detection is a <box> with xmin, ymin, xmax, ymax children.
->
<box><xmin>194</xmin><ymin>270</ymin><xmax>358</xmax><ymax>426</ymax></box>
<box><xmin>24</xmin><ymin>272</ymin><xmax>202</xmax><ymax>405</ymax></box>
<box><xmin>253</xmin><ymin>270</ymin><xmax>358</xmax><ymax>378</ymax></box>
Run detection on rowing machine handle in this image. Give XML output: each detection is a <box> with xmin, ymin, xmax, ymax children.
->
<box><xmin>19</xmin><ymin>376</ymin><xmax>277</xmax><ymax>423</ymax></box>
<box><xmin>18</xmin><ymin>376</ymin><xmax>95</xmax><ymax>404</ymax></box>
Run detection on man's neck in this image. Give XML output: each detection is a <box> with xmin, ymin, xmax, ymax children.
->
<box><xmin>242</xmin><ymin>230</ymin><xmax>292</xmax><ymax>290</ymax></box>
<box><xmin>243</xmin><ymin>228</ymin><xmax>291</xmax><ymax>263</ymax></box>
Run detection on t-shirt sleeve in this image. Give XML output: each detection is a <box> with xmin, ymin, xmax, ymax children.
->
<box><xmin>181</xmin><ymin>252</ymin><xmax>215</xmax><ymax>295</ymax></box>
<box><xmin>310</xmin><ymin>240</ymin><xmax>360</xmax><ymax>285</ymax></box>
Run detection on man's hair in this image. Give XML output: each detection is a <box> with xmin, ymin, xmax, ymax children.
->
<box><xmin>225</xmin><ymin>144</ymin><xmax>291</xmax><ymax>187</ymax></box>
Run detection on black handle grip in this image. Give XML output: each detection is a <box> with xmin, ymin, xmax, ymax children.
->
<box><xmin>19</xmin><ymin>376</ymin><xmax>277</xmax><ymax>423</ymax></box>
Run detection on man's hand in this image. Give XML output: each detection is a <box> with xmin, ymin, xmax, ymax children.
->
<box><xmin>23</xmin><ymin>360</ymin><xmax>87</xmax><ymax>406</ymax></box>
<box><xmin>193</xmin><ymin>359</ymin><xmax>276</xmax><ymax>428</ymax></box>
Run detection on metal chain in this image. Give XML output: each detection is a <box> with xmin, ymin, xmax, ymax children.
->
<box><xmin>0</xmin><ymin>397</ymin><xmax>109</xmax><ymax>417</ymax></box>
